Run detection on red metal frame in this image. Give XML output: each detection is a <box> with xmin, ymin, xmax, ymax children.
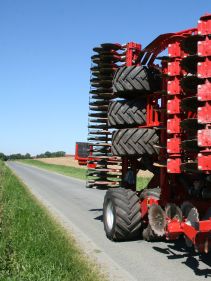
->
<box><xmin>137</xmin><ymin>13</ymin><xmax>211</xmax><ymax>253</ymax></box>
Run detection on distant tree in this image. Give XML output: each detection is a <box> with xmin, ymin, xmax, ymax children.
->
<box><xmin>0</xmin><ymin>153</ymin><xmax>7</xmax><ymax>161</ymax></box>
<box><xmin>25</xmin><ymin>153</ymin><xmax>31</xmax><ymax>159</ymax></box>
<box><xmin>36</xmin><ymin>151</ymin><xmax>66</xmax><ymax>158</ymax></box>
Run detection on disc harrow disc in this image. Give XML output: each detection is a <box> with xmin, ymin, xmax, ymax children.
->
<box><xmin>148</xmin><ymin>204</ymin><xmax>167</xmax><ymax>237</ymax></box>
<box><xmin>165</xmin><ymin>203</ymin><xmax>182</xmax><ymax>222</ymax></box>
<box><xmin>181</xmin><ymin>76</ymin><xmax>203</xmax><ymax>93</ymax></box>
<box><xmin>89</xmin><ymin>119</ymin><xmax>108</xmax><ymax>124</ymax></box>
<box><xmin>100</xmin><ymin>43</ymin><xmax>122</xmax><ymax>50</ymax></box>
<box><xmin>181</xmin><ymin>139</ymin><xmax>199</xmax><ymax>152</ymax></box>
<box><xmin>91</xmin><ymin>81</ymin><xmax>112</xmax><ymax>88</ymax></box>
<box><xmin>99</xmin><ymin>68</ymin><xmax>117</xmax><ymax>74</ymax></box>
<box><xmin>181</xmin><ymin>55</ymin><xmax>202</xmax><ymax>74</ymax></box>
<box><xmin>89</xmin><ymin>106</ymin><xmax>109</xmax><ymax>111</ymax></box>
<box><xmin>97</xmin><ymin>63</ymin><xmax>118</xmax><ymax>68</ymax></box>
<box><xmin>181</xmin><ymin>96</ymin><xmax>198</xmax><ymax>112</ymax></box>
<box><xmin>90</xmin><ymin>88</ymin><xmax>113</xmax><ymax>93</ymax></box>
<box><xmin>181</xmin><ymin>201</ymin><xmax>194</xmax><ymax>218</ymax></box>
<box><xmin>88</xmin><ymin>124</ymin><xmax>108</xmax><ymax>129</ymax></box>
<box><xmin>181</xmin><ymin>35</ymin><xmax>204</xmax><ymax>55</ymax></box>
<box><xmin>186</xmin><ymin>207</ymin><xmax>199</xmax><ymax>230</ymax></box>
<box><xmin>181</xmin><ymin>162</ymin><xmax>198</xmax><ymax>173</ymax></box>
<box><xmin>180</xmin><ymin>118</ymin><xmax>202</xmax><ymax>131</ymax></box>
<box><xmin>88</xmin><ymin>112</ymin><xmax>107</xmax><ymax>117</ymax></box>
<box><xmin>89</xmin><ymin>100</ymin><xmax>109</xmax><ymax>106</ymax></box>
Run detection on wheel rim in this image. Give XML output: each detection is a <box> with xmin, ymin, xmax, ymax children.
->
<box><xmin>106</xmin><ymin>200</ymin><xmax>114</xmax><ymax>231</ymax></box>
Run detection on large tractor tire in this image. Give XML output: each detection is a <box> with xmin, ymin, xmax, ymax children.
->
<box><xmin>112</xmin><ymin>128</ymin><xmax>159</xmax><ymax>157</ymax></box>
<box><xmin>113</xmin><ymin>66</ymin><xmax>161</xmax><ymax>97</ymax></box>
<box><xmin>108</xmin><ymin>99</ymin><xmax>146</xmax><ymax>128</ymax></box>
<box><xmin>103</xmin><ymin>188</ymin><xmax>142</xmax><ymax>241</ymax></box>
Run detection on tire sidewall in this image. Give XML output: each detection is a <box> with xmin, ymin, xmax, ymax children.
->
<box><xmin>103</xmin><ymin>191</ymin><xmax>117</xmax><ymax>239</ymax></box>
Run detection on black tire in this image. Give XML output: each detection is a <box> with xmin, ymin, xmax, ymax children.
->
<box><xmin>112</xmin><ymin>128</ymin><xmax>159</xmax><ymax>157</ymax></box>
<box><xmin>103</xmin><ymin>188</ymin><xmax>142</xmax><ymax>241</ymax></box>
<box><xmin>113</xmin><ymin>66</ymin><xmax>161</xmax><ymax>97</ymax></box>
<box><xmin>108</xmin><ymin>99</ymin><xmax>146</xmax><ymax>128</ymax></box>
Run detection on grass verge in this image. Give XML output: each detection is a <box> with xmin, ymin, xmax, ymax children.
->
<box><xmin>0</xmin><ymin>161</ymin><xmax>105</xmax><ymax>281</ymax></box>
<box><xmin>19</xmin><ymin>159</ymin><xmax>86</xmax><ymax>180</ymax></box>
<box><xmin>20</xmin><ymin>159</ymin><xmax>150</xmax><ymax>191</ymax></box>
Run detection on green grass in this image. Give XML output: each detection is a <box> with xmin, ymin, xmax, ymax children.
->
<box><xmin>20</xmin><ymin>159</ymin><xmax>151</xmax><ymax>191</ymax></box>
<box><xmin>137</xmin><ymin>177</ymin><xmax>151</xmax><ymax>191</ymax></box>
<box><xmin>0</xmin><ymin>161</ymin><xmax>105</xmax><ymax>281</ymax></box>
<box><xmin>20</xmin><ymin>159</ymin><xmax>86</xmax><ymax>180</ymax></box>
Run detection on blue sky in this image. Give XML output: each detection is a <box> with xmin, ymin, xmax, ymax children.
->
<box><xmin>0</xmin><ymin>0</ymin><xmax>210</xmax><ymax>155</ymax></box>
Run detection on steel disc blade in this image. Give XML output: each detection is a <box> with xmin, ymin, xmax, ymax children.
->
<box><xmin>89</xmin><ymin>100</ymin><xmax>109</xmax><ymax>105</ymax></box>
<box><xmin>90</xmin><ymin>87</ymin><xmax>113</xmax><ymax>93</ymax></box>
<box><xmin>148</xmin><ymin>204</ymin><xmax>166</xmax><ymax>237</ymax></box>
<box><xmin>92</xmin><ymin>57</ymin><xmax>101</xmax><ymax>64</ymax></box>
<box><xmin>142</xmin><ymin>224</ymin><xmax>158</xmax><ymax>241</ymax></box>
<box><xmin>88</xmin><ymin>113</ymin><xmax>107</xmax><ymax>118</ymax></box>
<box><xmin>181</xmin><ymin>76</ymin><xmax>203</xmax><ymax>93</ymax></box>
<box><xmin>181</xmin><ymin>201</ymin><xmax>194</xmax><ymax>218</ymax></box>
<box><xmin>184</xmin><ymin>205</ymin><xmax>199</xmax><ymax>248</ymax></box>
<box><xmin>98</xmin><ymin>63</ymin><xmax>118</xmax><ymax>68</ymax></box>
<box><xmin>180</xmin><ymin>118</ymin><xmax>203</xmax><ymax>131</ymax></box>
<box><xmin>181</xmin><ymin>55</ymin><xmax>200</xmax><ymax>74</ymax></box>
<box><xmin>186</xmin><ymin>207</ymin><xmax>199</xmax><ymax>230</ymax></box>
<box><xmin>88</xmin><ymin>124</ymin><xmax>108</xmax><ymax>129</ymax></box>
<box><xmin>100</xmin><ymin>43</ymin><xmax>122</xmax><ymax>50</ymax></box>
<box><xmin>203</xmin><ymin>207</ymin><xmax>211</xmax><ymax>220</ymax></box>
<box><xmin>165</xmin><ymin>203</ymin><xmax>182</xmax><ymax>222</ymax></box>
<box><xmin>181</xmin><ymin>162</ymin><xmax>198</xmax><ymax>173</ymax></box>
<box><xmin>181</xmin><ymin>139</ymin><xmax>199</xmax><ymax>152</ymax></box>
<box><xmin>181</xmin><ymin>96</ymin><xmax>198</xmax><ymax>112</ymax></box>
<box><xmin>99</xmin><ymin>67</ymin><xmax>117</xmax><ymax>74</ymax></box>
<box><xmin>181</xmin><ymin>35</ymin><xmax>204</xmax><ymax>55</ymax></box>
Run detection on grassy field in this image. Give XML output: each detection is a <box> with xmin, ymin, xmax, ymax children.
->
<box><xmin>20</xmin><ymin>159</ymin><xmax>86</xmax><ymax>180</ymax></box>
<box><xmin>0</xmin><ymin>161</ymin><xmax>105</xmax><ymax>281</ymax></box>
<box><xmin>20</xmin><ymin>159</ymin><xmax>150</xmax><ymax>191</ymax></box>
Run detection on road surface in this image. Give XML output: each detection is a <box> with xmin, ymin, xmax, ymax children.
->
<box><xmin>7</xmin><ymin>162</ymin><xmax>211</xmax><ymax>281</ymax></box>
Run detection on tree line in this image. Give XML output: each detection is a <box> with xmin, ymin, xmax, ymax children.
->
<box><xmin>0</xmin><ymin>151</ymin><xmax>66</xmax><ymax>161</ymax></box>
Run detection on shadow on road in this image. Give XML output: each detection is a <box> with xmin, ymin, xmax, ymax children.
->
<box><xmin>89</xmin><ymin>208</ymin><xmax>103</xmax><ymax>222</ymax></box>
<box><xmin>153</xmin><ymin>238</ymin><xmax>211</xmax><ymax>278</ymax></box>
<box><xmin>89</xmin><ymin>208</ymin><xmax>211</xmax><ymax>278</ymax></box>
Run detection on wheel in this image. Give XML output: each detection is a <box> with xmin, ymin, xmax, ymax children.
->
<box><xmin>103</xmin><ymin>188</ymin><xmax>142</xmax><ymax>241</ymax></box>
<box><xmin>113</xmin><ymin>65</ymin><xmax>161</xmax><ymax>97</ymax></box>
<box><xmin>112</xmin><ymin>128</ymin><xmax>159</xmax><ymax>157</ymax></box>
<box><xmin>108</xmin><ymin>99</ymin><xmax>146</xmax><ymax>128</ymax></box>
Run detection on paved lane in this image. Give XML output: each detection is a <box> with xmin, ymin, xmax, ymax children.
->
<box><xmin>7</xmin><ymin>162</ymin><xmax>211</xmax><ymax>281</ymax></box>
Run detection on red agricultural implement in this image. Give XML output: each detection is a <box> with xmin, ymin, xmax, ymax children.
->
<box><xmin>87</xmin><ymin>14</ymin><xmax>211</xmax><ymax>253</ymax></box>
<box><xmin>75</xmin><ymin>142</ymin><xmax>89</xmax><ymax>165</ymax></box>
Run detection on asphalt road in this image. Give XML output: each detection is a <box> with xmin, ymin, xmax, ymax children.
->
<box><xmin>7</xmin><ymin>162</ymin><xmax>211</xmax><ymax>281</ymax></box>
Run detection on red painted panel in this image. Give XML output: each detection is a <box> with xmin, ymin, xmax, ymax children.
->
<box><xmin>198</xmin><ymin>39</ymin><xmax>211</xmax><ymax>57</ymax></box>
<box><xmin>167</xmin><ymin>97</ymin><xmax>180</xmax><ymax>114</ymax></box>
<box><xmin>168</xmin><ymin>61</ymin><xmax>180</xmax><ymax>76</ymax></box>
<box><xmin>198</xmin><ymin>102</ymin><xmax>211</xmax><ymax>123</ymax></box>
<box><xmin>198</xmin><ymin>15</ymin><xmax>211</xmax><ymax>35</ymax></box>
<box><xmin>167</xmin><ymin>138</ymin><xmax>181</xmax><ymax>154</ymax></box>
<box><xmin>198</xmin><ymin>153</ymin><xmax>211</xmax><ymax>170</ymax></box>
<box><xmin>167</xmin><ymin>117</ymin><xmax>180</xmax><ymax>134</ymax></box>
<box><xmin>167</xmin><ymin>78</ymin><xmax>180</xmax><ymax>95</ymax></box>
<box><xmin>198</xmin><ymin>129</ymin><xmax>211</xmax><ymax>147</ymax></box>
<box><xmin>198</xmin><ymin>59</ymin><xmax>211</xmax><ymax>78</ymax></box>
<box><xmin>198</xmin><ymin>80</ymin><xmax>211</xmax><ymax>101</ymax></box>
<box><xmin>168</xmin><ymin>42</ymin><xmax>181</xmax><ymax>57</ymax></box>
<box><xmin>167</xmin><ymin>158</ymin><xmax>181</xmax><ymax>173</ymax></box>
